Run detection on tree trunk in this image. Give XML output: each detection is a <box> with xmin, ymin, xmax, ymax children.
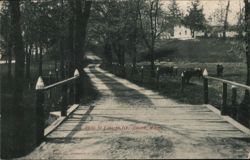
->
<box><xmin>191</xmin><ymin>30</ymin><xmax>195</xmax><ymax>38</ymax></box>
<box><xmin>25</xmin><ymin>44</ymin><xmax>31</xmax><ymax>81</ymax></box>
<box><xmin>223</xmin><ymin>0</ymin><xmax>230</xmax><ymax>40</ymax></box>
<box><xmin>245</xmin><ymin>0</ymin><xmax>250</xmax><ymax>127</ymax></box>
<box><xmin>132</xmin><ymin>46</ymin><xmax>137</xmax><ymax>74</ymax></box>
<box><xmin>150</xmin><ymin>47</ymin><xmax>155</xmax><ymax>77</ymax></box>
<box><xmin>120</xmin><ymin>45</ymin><xmax>125</xmax><ymax>77</ymax></box>
<box><xmin>239</xmin><ymin>0</ymin><xmax>250</xmax><ymax>127</ymax></box>
<box><xmin>60</xmin><ymin>40</ymin><xmax>65</xmax><ymax>80</ymax></box>
<box><xmin>131</xmin><ymin>26</ymin><xmax>138</xmax><ymax>75</ymax></box>
<box><xmin>3</xmin><ymin>0</ymin><xmax>26</xmax><ymax>157</ymax></box>
<box><xmin>7</xmin><ymin>40</ymin><xmax>12</xmax><ymax>78</ymax></box>
<box><xmin>68</xmin><ymin>0</ymin><xmax>75</xmax><ymax>76</ymax></box>
<box><xmin>9</xmin><ymin>0</ymin><xmax>25</xmax><ymax>111</ymax></box>
<box><xmin>103</xmin><ymin>41</ymin><xmax>112</xmax><ymax>67</ymax></box>
<box><xmin>74</xmin><ymin>0</ymin><xmax>92</xmax><ymax>98</ymax></box>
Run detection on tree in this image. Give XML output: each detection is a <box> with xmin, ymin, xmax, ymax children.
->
<box><xmin>183</xmin><ymin>0</ymin><xmax>206</xmax><ymax>37</ymax></box>
<box><xmin>7</xmin><ymin>0</ymin><xmax>26</xmax><ymax>156</ymax></box>
<box><xmin>167</xmin><ymin>0</ymin><xmax>182</xmax><ymax>28</ymax></box>
<box><xmin>127</xmin><ymin>0</ymin><xmax>141</xmax><ymax>74</ymax></box>
<box><xmin>222</xmin><ymin>0</ymin><xmax>230</xmax><ymax>39</ymax></box>
<box><xmin>211</xmin><ymin>0</ymin><xmax>231</xmax><ymax>39</ymax></box>
<box><xmin>139</xmin><ymin>0</ymin><xmax>169</xmax><ymax>77</ymax></box>
<box><xmin>0</xmin><ymin>1</ymin><xmax>12</xmax><ymax>77</ymax></box>
<box><xmin>239</xmin><ymin>0</ymin><xmax>250</xmax><ymax>127</ymax></box>
<box><xmin>89</xmin><ymin>0</ymin><xmax>142</xmax><ymax>76</ymax></box>
<box><xmin>73</xmin><ymin>0</ymin><xmax>92</xmax><ymax>99</ymax></box>
<box><xmin>236</xmin><ymin>2</ymin><xmax>245</xmax><ymax>38</ymax></box>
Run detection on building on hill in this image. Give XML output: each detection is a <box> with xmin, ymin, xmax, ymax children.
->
<box><xmin>160</xmin><ymin>24</ymin><xmax>243</xmax><ymax>40</ymax></box>
<box><xmin>173</xmin><ymin>25</ymin><xmax>192</xmax><ymax>39</ymax></box>
<box><xmin>172</xmin><ymin>25</ymin><xmax>205</xmax><ymax>40</ymax></box>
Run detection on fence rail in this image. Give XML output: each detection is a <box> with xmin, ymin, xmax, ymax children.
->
<box><xmin>35</xmin><ymin>69</ymin><xmax>80</xmax><ymax>146</ymax></box>
<box><xmin>205</xmin><ymin>75</ymin><xmax>250</xmax><ymax>91</ymax></box>
<box><xmin>202</xmin><ymin>69</ymin><xmax>250</xmax><ymax>119</ymax></box>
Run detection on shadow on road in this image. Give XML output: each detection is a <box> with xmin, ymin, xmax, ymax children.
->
<box><xmin>88</xmin><ymin>65</ymin><xmax>154</xmax><ymax>107</ymax></box>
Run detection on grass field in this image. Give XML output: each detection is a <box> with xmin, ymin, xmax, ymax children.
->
<box><xmin>104</xmin><ymin>61</ymin><xmax>248</xmax><ymax>119</ymax></box>
<box><xmin>138</xmin><ymin>38</ymin><xmax>246</xmax><ymax>63</ymax></box>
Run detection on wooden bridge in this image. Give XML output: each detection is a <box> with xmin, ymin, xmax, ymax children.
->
<box><xmin>22</xmin><ymin>64</ymin><xmax>250</xmax><ymax>159</ymax></box>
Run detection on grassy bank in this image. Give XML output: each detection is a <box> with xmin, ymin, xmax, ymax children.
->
<box><xmin>137</xmin><ymin>38</ymin><xmax>246</xmax><ymax>63</ymax></box>
<box><xmin>102</xmin><ymin>61</ymin><xmax>247</xmax><ymax>118</ymax></box>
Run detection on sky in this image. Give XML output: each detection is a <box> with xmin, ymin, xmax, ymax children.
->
<box><xmin>163</xmin><ymin>0</ymin><xmax>244</xmax><ymax>25</ymax></box>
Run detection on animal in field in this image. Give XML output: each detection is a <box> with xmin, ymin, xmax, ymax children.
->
<box><xmin>173</xmin><ymin>66</ymin><xmax>178</xmax><ymax>77</ymax></box>
<box><xmin>182</xmin><ymin>68</ymin><xmax>203</xmax><ymax>83</ymax></box>
<box><xmin>158</xmin><ymin>66</ymin><xmax>174</xmax><ymax>76</ymax></box>
<box><xmin>217</xmin><ymin>64</ymin><xmax>224</xmax><ymax>76</ymax></box>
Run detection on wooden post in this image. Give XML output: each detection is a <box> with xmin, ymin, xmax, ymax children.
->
<box><xmin>74</xmin><ymin>69</ymin><xmax>80</xmax><ymax>104</ymax></box>
<box><xmin>112</xmin><ymin>63</ymin><xmax>114</xmax><ymax>74</ymax></box>
<box><xmin>203</xmin><ymin>69</ymin><xmax>209</xmax><ymax>104</ymax></box>
<box><xmin>49</xmin><ymin>71</ymin><xmax>52</xmax><ymax>84</ymax></box>
<box><xmin>231</xmin><ymin>85</ymin><xmax>237</xmax><ymax>119</ymax></box>
<box><xmin>181</xmin><ymin>72</ymin><xmax>184</xmax><ymax>93</ymax></box>
<box><xmin>156</xmin><ymin>67</ymin><xmax>159</xmax><ymax>89</ymax></box>
<box><xmin>61</xmin><ymin>83</ymin><xmax>67</xmax><ymax>116</ymax></box>
<box><xmin>35</xmin><ymin>77</ymin><xmax>45</xmax><ymax>145</ymax></box>
<box><xmin>55</xmin><ymin>68</ymin><xmax>59</xmax><ymax>81</ymax></box>
<box><xmin>141</xmin><ymin>66</ymin><xmax>144</xmax><ymax>84</ymax></box>
<box><xmin>221</xmin><ymin>82</ymin><xmax>228</xmax><ymax>115</ymax></box>
<box><xmin>64</xmin><ymin>64</ymin><xmax>67</xmax><ymax>78</ymax></box>
<box><xmin>114</xmin><ymin>63</ymin><xmax>116</xmax><ymax>75</ymax></box>
<box><xmin>49</xmin><ymin>71</ymin><xmax>52</xmax><ymax>98</ymax></box>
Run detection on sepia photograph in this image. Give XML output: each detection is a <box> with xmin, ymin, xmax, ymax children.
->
<box><xmin>0</xmin><ymin>0</ymin><xmax>250</xmax><ymax>159</ymax></box>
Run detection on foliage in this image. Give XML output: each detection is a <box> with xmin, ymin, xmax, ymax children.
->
<box><xmin>236</xmin><ymin>4</ymin><xmax>245</xmax><ymax>38</ymax></box>
<box><xmin>183</xmin><ymin>0</ymin><xmax>206</xmax><ymax>37</ymax></box>
<box><xmin>0</xmin><ymin>1</ymin><xmax>11</xmax><ymax>56</ymax></box>
<box><xmin>167</xmin><ymin>0</ymin><xmax>183</xmax><ymax>30</ymax></box>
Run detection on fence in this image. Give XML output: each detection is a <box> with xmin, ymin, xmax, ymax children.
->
<box><xmin>202</xmin><ymin>69</ymin><xmax>250</xmax><ymax>123</ymax></box>
<box><xmin>35</xmin><ymin>69</ymin><xmax>80</xmax><ymax>145</ymax></box>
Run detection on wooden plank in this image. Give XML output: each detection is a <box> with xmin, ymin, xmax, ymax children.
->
<box><xmin>44</xmin><ymin>104</ymin><xmax>80</xmax><ymax>136</ymax></box>
<box><xmin>206</xmin><ymin>104</ymin><xmax>250</xmax><ymax>135</ymax></box>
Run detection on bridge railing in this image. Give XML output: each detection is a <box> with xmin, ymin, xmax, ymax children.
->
<box><xmin>202</xmin><ymin>69</ymin><xmax>250</xmax><ymax>119</ymax></box>
<box><xmin>35</xmin><ymin>69</ymin><xmax>80</xmax><ymax>145</ymax></box>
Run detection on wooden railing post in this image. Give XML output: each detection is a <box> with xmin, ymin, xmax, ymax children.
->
<box><xmin>49</xmin><ymin>71</ymin><xmax>52</xmax><ymax>84</ymax></box>
<box><xmin>156</xmin><ymin>67</ymin><xmax>159</xmax><ymax>89</ymax></box>
<box><xmin>181</xmin><ymin>72</ymin><xmax>184</xmax><ymax>93</ymax></box>
<box><xmin>35</xmin><ymin>77</ymin><xmax>45</xmax><ymax>145</ymax></box>
<box><xmin>55</xmin><ymin>68</ymin><xmax>59</xmax><ymax>81</ymax></box>
<box><xmin>74</xmin><ymin>69</ymin><xmax>80</xmax><ymax>104</ymax></box>
<box><xmin>231</xmin><ymin>85</ymin><xmax>237</xmax><ymax>119</ymax></box>
<box><xmin>112</xmin><ymin>62</ymin><xmax>114</xmax><ymax>74</ymax></box>
<box><xmin>221</xmin><ymin>82</ymin><xmax>228</xmax><ymax>115</ymax></box>
<box><xmin>118</xmin><ymin>64</ymin><xmax>120</xmax><ymax>75</ymax></box>
<box><xmin>141</xmin><ymin>66</ymin><xmax>144</xmax><ymax>84</ymax></box>
<box><xmin>203</xmin><ymin>69</ymin><xmax>209</xmax><ymax>104</ymax></box>
<box><xmin>49</xmin><ymin>71</ymin><xmax>52</xmax><ymax>98</ymax></box>
<box><xmin>61</xmin><ymin>83</ymin><xmax>67</xmax><ymax>116</ymax></box>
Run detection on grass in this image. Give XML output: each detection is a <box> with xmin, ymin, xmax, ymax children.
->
<box><xmin>103</xmin><ymin>61</ymin><xmax>248</xmax><ymax>120</ymax></box>
<box><xmin>138</xmin><ymin>38</ymin><xmax>246</xmax><ymax>63</ymax></box>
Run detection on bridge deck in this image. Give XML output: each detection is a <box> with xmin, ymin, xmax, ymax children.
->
<box><xmin>22</xmin><ymin>64</ymin><xmax>250</xmax><ymax>159</ymax></box>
